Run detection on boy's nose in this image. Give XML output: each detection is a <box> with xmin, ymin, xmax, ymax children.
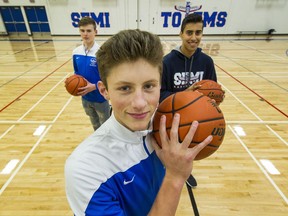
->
<box><xmin>190</xmin><ymin>32</ymin><xmax>196</xmax><ymax>39</ymax></box>
<box><xmin>131</xmin><ymin>91</ymin><xmax>147</xmax><ymax>110</ymax></box>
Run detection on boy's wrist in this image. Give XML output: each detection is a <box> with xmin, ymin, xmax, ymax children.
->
<box><xmin>164</xmin><ymin>171</ymin><xmax>186</xmax><ymax>189</ymax></box>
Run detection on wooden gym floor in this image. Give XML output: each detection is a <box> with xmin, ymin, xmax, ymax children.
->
<box><xmin>0</xmin><ymin>34</ymin><xmax>287</xmax><ymax>216</ymax></box>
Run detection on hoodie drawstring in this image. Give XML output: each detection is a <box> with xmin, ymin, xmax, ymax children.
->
<box><xmin>185</xmin><ymin>56</ymin><xmax>194</xmax><ymax>87</ymax></box>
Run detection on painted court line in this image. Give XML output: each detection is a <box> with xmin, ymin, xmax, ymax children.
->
<box><xmin>221</xmin><ymin>82</ymin><xmax>287</xmax><ymax>146</ymax></box>
<box><xmin>0</xmin><ymin>74</ymin><xmax>70</xmax><ymax>141</ymax></box>
<box><xmin>0</xmin><ymin>95</ymin><xmax>74</xmax><ymax>196</ymax></box>
<box><xmin>218</xmin><ymin>68</ymin><xmax>288</xmax><ymax>118</ymax></box>
<box><xmin>229</xmin><ymin>125</ymin><xmax>288</xmax><ymax>205</ymax></box>
<box><xmin>0</xmin><ymin>61</ymin><xmax>71</xmax><ymax>113</ymax></box>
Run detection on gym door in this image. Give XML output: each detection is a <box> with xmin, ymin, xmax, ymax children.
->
<box><xmin>0</xmin><ymin>6</ymin><xmax>27</xmax><ymax>34</ymax></box>
<box><xmin>24</xmin><ymin>6</ymin><xmax>50</xmax><ymax>34</ymax></box>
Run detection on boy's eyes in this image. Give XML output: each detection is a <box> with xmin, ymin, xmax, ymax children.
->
<box><xmin>80</xmin><ymin>29</ymin><xmax>92</xmax><ymax>33</ymax></box>
<box><xmin>117</xmin><ymin>83</ymin><xmax>156</xmax><ymax>92</ymax></box>
<box><xmin>144</xmin><ymin>83</ymin><xmax>155</xmax><ymax>90</ymax></box>
<box><xmin>119</xmin><ymin>86</ymin><xmax>130</xmax><ymax>91</ymax></box>
<box><xmin>186</xmin><ymin>30</ymin><xmax>202</xmax><ymax>36</ymax></box>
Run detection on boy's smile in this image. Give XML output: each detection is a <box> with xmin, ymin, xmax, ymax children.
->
<box><xmin>180</xmin><ymin>22</ymin><xmax>203</xmax><ymax>57</ymax></box>
<box><xmin>99</xmin><ymin>58</ymin><xmax>161</xmax><ymax>131</ymax></box>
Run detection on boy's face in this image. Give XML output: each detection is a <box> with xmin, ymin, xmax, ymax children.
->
<box><xmin>79</xmin><ymin>24</ymin><xmax>97</xmax><ymax>45</ymax></box>
<box><xmin>180</xmin><ymin>22</ymin><xmax>203</xmax><ymax>56</ymax></box>
<box><xmin>98</xmin><ymin>59</ymin><xmax>160</xmax><ymax>131</ymax></box>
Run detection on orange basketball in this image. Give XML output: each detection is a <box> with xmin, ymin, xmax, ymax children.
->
<box><xmin>193</xmin><ymin>80</ymin><xmax>225</xmax><ymax>105</ymax></box>
<box><xmin>152</xmin><ymin>91</ymin><xmax>226</xmax><ymax>160</ymax></box>
<box><xmin>65</xmin><ymin>74</ymin><xmax>87</xmax><ymax>96</ymax></box>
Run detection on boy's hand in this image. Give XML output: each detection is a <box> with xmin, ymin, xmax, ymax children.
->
<box><xmin>151</xmin><ymin>113</ymin><xmax>212</xmax><ymax>182</ymax></box>
<box><xmin>77</xmin><ymin>80</ymin><xmax>96</xmax><ymax>96</ymax></box>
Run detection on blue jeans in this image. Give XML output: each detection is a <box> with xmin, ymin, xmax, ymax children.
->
<box><xmin>82</xmin><ymin>98</ymin><xmax>110</xmax><ymax>130</ymax></box>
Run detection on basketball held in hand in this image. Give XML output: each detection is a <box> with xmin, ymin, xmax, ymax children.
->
<box><xmin>152</xmin><ymin>91</ymin><xmax>226</xmax><ymax>160</ymax></box>
<box><xmin>192</xmin><ymin>80</ymin><xmax>225</xmax><ymax>105</ymax></box>
<box><xmin>65</xmin><ymin>74</ymin><xmax>87</xmax><ymax>96</ymax></box>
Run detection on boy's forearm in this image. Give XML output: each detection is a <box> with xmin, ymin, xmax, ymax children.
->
<box><xmin>148</xmin><ymin>174</ymin><xmax>185</xmax><ymax>216</ymax></box>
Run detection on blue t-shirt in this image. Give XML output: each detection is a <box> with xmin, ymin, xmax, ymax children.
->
<box><xmin>72</xmin><ymin>42</ymin><xmax>106</xmax><ymax>103</ymax></box>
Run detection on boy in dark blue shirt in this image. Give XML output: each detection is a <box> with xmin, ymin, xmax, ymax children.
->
<box><xmin>161</xmin><ymin>13</ymin><xmax>218</xmax><ymax>187</ymax></box>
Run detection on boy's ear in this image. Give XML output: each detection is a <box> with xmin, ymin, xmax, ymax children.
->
<box><xmin>97</xmin><ymin>81</ymin><xmax>110</xmax><ymax>100</ymax></box>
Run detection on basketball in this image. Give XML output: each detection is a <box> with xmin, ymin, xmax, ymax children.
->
<box><xmin>152</xmin><ymin>91</ymin><xmax>226</xmax><ymax>160</ymax></box>
<box><xmin>192</xmin><ymin>80</ymin><xmax>225</xmax><ymax>105</ymax></box>
<box><xmin>65</xmin><ymin>74</ymin><xmax>87</xmax><ymax>96</ymax></box>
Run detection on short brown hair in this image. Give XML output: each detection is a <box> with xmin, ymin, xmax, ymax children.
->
<box><xmin>78</xmin><ymin>16</ymin><xmax>96</xmax><ymax>30</ymax></box>
<box><xmin>96</xmin><ymin>29</ymin><xmax>163</xmax><ymax>88</ymax></box>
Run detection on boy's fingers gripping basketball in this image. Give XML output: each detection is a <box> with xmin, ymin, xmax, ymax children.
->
<box><xmin>192</xmin><ymin>135</ymin><xmax>213</xmax><ymax>158</ymax></box>
<box><xmin>151</xmin><ymin>137</ymin><xmax>161</xmax><ymax>151</ymax></box>
<box><xmin>181</xmin><ymin>121</ymin><xmax>198</xmax><ymax>148</ymax></box>
<box><xmin>65</xmin><ymin>74</ymin><xmax>87</xmax><ymax>96</ymax></box>
<box><xmin>159</xmin><ymin>115</ymin><xmax>169</xmax><ymax>147</ymax></box>
<box><xmin>192</xmin><ymin>80</ymin><xmax>225</xmax><ymax>105</ymax></box>
<box><xmin>169</xmin><ymin>113</ymin><xmax>181</xmax><ymax>144</ymax></box>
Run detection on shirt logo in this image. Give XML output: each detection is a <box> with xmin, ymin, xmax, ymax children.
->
<box><xmin>123</xmin><ymin>175</ymin><xmax>135</xmax><ymax>185</ymax></box>
<box><xmin>173</xmin><ymin>71</ymin><xmax>204</xmax><ymax>89</ymax></box>
<box><xmin>90</xmin><ymin>58</ymin><xmax>97</xmax><ymax>67</ymax></box>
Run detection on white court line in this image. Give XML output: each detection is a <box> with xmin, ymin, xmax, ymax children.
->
<box><xmin>51</xmin><ymin>96</ymin><xmax>74</xmax><ymax>124</ymax></box>
<box><xmin>267</xmin><ymin>126</ymin><xmax>288</xmax><ymax>146</ymax></box>
<box><xmin>0</xmin><ymin>73</ymin><xmax>70</xmax><ymax>140</ymax></box>
<box><xmin>0</xmin><ymin>125</ymin><xmax>51</xmax><ymax>196</ymax></box>
<box><xmin>220</xmin><ymin>82</ymin><xmax>263</xmax><ymax>121</ymax></box>
<box><xmin>2</xmin><ymin>74</ymin><xmax>287</xmax><ymax>79</ymax></box>
<box><xmin>0</xmin><ymin>159</ymin><xmax>19</xmax><ymax>175</ymax></box>
<box><xmin>18</xmin><ymin>75</ymin><xmax>70</xmax><ymax>121</ymax></box>
<box><xmin>220</xmin><ymin>82</ymin><xmax>288</xmax><ymax>146</ymax></box>
<box><xmin>219</xmin><ymin>75</ymin><xmax>288</xmax><ymax>78</ymax></box>
<box><xmin>0</xmin><ymin>95</ymin><xmax>74</xmax><ymax>196</ymax></box>
<box><xmin>0</xmin><ymin>120</ymin><xmax>54</xmax><ymax>124</ymax></box>
<box><xmin>0</xmin><ymin>120</ymin><xmax>287</xmax><ymax>125</ymax></box>
<box><xmin>0</xmin><ymin>125</ymin><xmax>15</xmax><ymax>140</ymax></box>
<box><xmin>221</xmin><ymin>81</ymin><xmax>288</xmax><ymax>202</ymax></box>
<box><xmin>0</xmin><ymin>75</ymin><xmax>70</xmax><ymax>78</ymax></box>
<box><xmin>226</xmin><ymin>120</ymin><xmax>288</xmax><ymax>124</ymax></box>
<box><xmin>231</xmin><ymin>41</ymin><xmax>287</xmax><ymax>60</ymax></box>
<box><xmin>216</xmin><ymin>72</ymin><xmax>288</xmax><ymax>74</ymax></box>
<box><xmin>229</xmin><ymin>125</ymin><xmax>288</xmax><ymax>204</ymax></box>
<box><xmin>0</xmin><ymin>72</ymin><xmax>72</xmax><ymax>195</ymax></box>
